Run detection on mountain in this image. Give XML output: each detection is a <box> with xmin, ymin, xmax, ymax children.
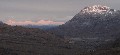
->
<box><xmin>55</xmin><ymin>5</ymin><xmax>120</xmax><ymax>38</ymax></box>
<box><xmin>52</xmin><ymin>5</ymin><xmax>120</xmax><ymax>50</ymax></box>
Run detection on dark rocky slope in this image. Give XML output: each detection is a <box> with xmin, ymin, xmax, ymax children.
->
<box><xmin>52</xmin><ymin>5</ymin><xmax>120</xmax><ymax>50</ymax></box>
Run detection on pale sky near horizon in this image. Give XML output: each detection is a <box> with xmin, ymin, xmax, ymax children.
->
<box><xmin>0</xmin><ymin>0</ymin><xmax>120</xmax><ymax>25</ymax></box>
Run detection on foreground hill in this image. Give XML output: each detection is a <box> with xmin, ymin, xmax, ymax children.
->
<box><xmin>0</xmin><ymin>23</ymin><xmax>81</xmax><ymax>55</ymax></box>
<box><xmin>0</xmin><ymin>22</ymin><xmax>98</xmax><ymax>55</ymax></box>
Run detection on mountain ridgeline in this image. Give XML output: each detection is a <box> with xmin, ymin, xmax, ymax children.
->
<box><xmin>56</xmin><ymin>5</ymin><xmax>120</xmax><ymax>38</ymax></box>
<box><xmin>52</xmin><ymin>5</ymin><xmax>120</xmax><ymax>50</ymax></box>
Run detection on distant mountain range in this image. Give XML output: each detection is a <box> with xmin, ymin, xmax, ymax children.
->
<box><xmin>23</xmin><ymin>24</ymin><xmax>58</xmax><ymax>30</ymax></box>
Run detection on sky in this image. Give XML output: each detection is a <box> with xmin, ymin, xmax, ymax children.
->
<box><xmin>0</xmin><ymin>0</ymin><xmax>120</xmax><ymax>25</ymax></box>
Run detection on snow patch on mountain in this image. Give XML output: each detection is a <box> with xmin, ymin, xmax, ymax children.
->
<box><xmin>80</xmin><ymin>5</ymin><xmax>116</xmax><ymax>14</ymax></box>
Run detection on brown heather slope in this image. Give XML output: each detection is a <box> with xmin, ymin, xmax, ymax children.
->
<box><xmin>0</xmin><ymin>23</ymin><xmax>85</xmax><ymax>55</ymax></box>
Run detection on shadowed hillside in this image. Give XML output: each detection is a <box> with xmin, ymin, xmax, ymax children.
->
<box><xmin>0</xmin><ymin>22</ymin><xmax>86</xmax><ymax>55</ymax></box>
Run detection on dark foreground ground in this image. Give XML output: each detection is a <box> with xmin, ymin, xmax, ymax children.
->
<box><xmin>0</xmin><ymin>24</ymin><xmax>120</xmax><ymax>55</ymax></box>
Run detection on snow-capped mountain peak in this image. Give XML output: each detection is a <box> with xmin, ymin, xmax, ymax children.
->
<box><xmin>80</xmin><ymin>5</ymin><xmax>116</xmax><ymax>14</ymax></box>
